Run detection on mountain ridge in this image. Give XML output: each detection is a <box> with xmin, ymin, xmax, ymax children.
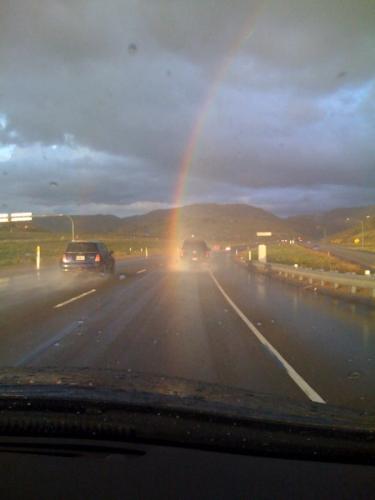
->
<box><xmin>30</xmin><ymin>203</ymin><xmax>375</xmax><ymax>241</ymax></box>
<box><xmin>32</xmin><ymin>203</ymin><xmax>291</xmax><ymax>240</ymax></box>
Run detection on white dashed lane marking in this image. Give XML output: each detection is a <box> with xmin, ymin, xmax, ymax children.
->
<box><xmin>53</xmin><ymin>289</ymin><xmax>97</xmax><ymax>309</ymax></box>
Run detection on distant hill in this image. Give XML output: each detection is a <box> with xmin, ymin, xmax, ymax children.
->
<box><xmin>287</xmin><ymin>205</ymin><xmax>375</xmax><ymax>239</ymax></box>
<box><xmin>118</xmin><ymin>204</ymin><xmax>293</xmax><ymax>241</ymax></box>
<box><xmin>32</xmin><ymin>203</ymin><xmax>375</xmax><ymax>242</ymax></box>
<box><xmin>33</xmin><ymin>204</ymin><xmax>294</xmax><ymax>241</ymax></box>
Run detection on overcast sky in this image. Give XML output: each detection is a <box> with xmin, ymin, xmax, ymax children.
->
<box><xmin>0</xmin><ymin>0</ymin><xmax>374</xmax><ymax>217</ymax></box>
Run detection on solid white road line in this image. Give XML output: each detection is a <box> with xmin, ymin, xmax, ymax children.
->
<box><xmin>53</xmin><ymin>289</ymin><xmax>96</xmax><ymax>309</ymax></box>
<box><xmin>136</xmin><ymin>268</ymin><xmax>147</xmax><ymax>274</ymax></box>
<box><xmin>209</xmin><ymin>271</ymin><xmax>326</xmax><ymax>404</ymax></box>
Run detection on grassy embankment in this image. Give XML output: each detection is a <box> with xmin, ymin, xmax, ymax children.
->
<box><xmin>240</xmin><ymin>244</ymin><xmax>362</xmax><ymax>274</ymax></box>
<box><xmin>330</xmin><ymin>228</ymin><xmax>375</xmax><ymax>253</ymax></box>
<box><xmin>0</xmin><ymin>231</ymin><xmax>169</xmax><ymax>269</ymax></box>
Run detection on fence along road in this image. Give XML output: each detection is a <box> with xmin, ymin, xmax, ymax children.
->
<box><xmin>251</xmin><ymin>261</ymin><xmax>375</xmax><ymax>298</ymax></box>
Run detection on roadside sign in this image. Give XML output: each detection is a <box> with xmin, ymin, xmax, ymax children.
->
<box><xmin>257</xmin><ymin>232</ymin><xmax>272</xmax><ymax>237</ymax></box>
<box><xmin>258</xmin><ymin>244</ymin><xmax>267</xmax><ymax>263</ymax></box>
<box><xmin>0</xmin><ymin>213</ymin><xmax>9</xmax><ymax>223</ymax></box>
<box><xmin>10</xmin><ymin>212</ymin><xmax>32</xmax><ymax>222</ymax></box>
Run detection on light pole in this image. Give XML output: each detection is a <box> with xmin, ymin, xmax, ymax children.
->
<box><xmin>346</xmin><ymin>216</ymin><xmax>370</xmax><ymax>249</ymax></box>
<box><xmin>60</xmin><ymin>214</ymin><xmax>75</xmax><ymax>241</ymax></box>
<box><xmin>316</xmin><ymin>225</ymin><xmax>327</xmax><ymax>243</ymax></box>
<box><xmin>35</xmin><ymin>213</ymin><xmax>75</xmax><ymax>241</ymax></box>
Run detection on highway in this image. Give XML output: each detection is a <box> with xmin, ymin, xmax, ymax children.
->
<box><xmin>0</xmin><ymin>253</ymin><xmax>374</xmax><ymax>412</ymax></box>
<box><xmin>310</xmin><ymin>243</ymin><xmax>375</xmax><ymax>270</ymax></box>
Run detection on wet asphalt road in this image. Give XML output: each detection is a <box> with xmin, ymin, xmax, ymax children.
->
<box><xmin>0</xmin><ymin>253</ymin><xmax>374</xmax><ymax>411</ymax></box>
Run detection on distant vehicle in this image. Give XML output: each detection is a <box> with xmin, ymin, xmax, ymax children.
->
<box><xmin>225</xmin><ymin>246</ymin><xmax>231</xmax><ymax>252</ymax></box>
<box><xmin>61</xmin><ymin>241</ymin><xmax>115</xmax><ymax>274</ymax></box>
<box><xmin>180</xmin><ymin>239</ymin><xmax>210</xmax><ymax>264</ymax></box>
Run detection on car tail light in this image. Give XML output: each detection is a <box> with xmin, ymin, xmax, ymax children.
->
<box><xmin>62</xmin><ymin>254</ymin><xmax>69</xmax><ymax>263</ymax></box>
<box><xmin>95</xmin><ymin>254</ymin><xmax>101</xmax><ymax>263</ymax></box>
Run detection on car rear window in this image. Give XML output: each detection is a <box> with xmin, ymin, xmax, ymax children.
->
<box><xmin>182</xmin><ymin>240</ymin><xmax>208</xmax><ymax>251</ymax></box>
<box><xmin>66</xmin><ymin>242</ymin><xmax>98</xmax><ymax>253</ymax></box>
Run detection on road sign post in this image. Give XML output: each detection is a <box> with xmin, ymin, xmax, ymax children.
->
<box><xmin>36</xmin><ymin>245</ymin><xmax>41</xmax><ymax>270</ymax></box>
<box><xmin>258</xmin><ymin>244</ymin><xmax>267</xmax><ymax>263</ymax></box>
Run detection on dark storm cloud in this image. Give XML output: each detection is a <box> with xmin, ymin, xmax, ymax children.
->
<box><xmin>0</xmin><ymin>0</ymin><xmax>374</xmax><ymax>216</ymax></box>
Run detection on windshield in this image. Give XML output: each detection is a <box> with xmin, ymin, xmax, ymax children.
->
<box><xmin>0</xmin><ymin>0</ymin><xmax>375</xmax><ymax>429</ymax></box>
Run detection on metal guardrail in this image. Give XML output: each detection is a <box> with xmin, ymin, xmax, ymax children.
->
<box><xmin>252</xmin><ymin>261</ymin><xmax>375</xmax><ymax>298</ymax></box>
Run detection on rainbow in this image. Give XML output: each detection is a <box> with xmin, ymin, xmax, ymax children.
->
<box><xmin>168</xmin><ymin>2</ymin><xmax>263</xmax><ymax>249</ymax></box>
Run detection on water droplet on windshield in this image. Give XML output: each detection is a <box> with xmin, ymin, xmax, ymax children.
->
<box><xmin>128</xmin><ymin>43</ymin><xmax>137</xmax><ymax>54</ymax></box>
<box><xmin>348</xmin><ymin>370</ymin><xmax>362</xmax><ymax>380</ymax></box>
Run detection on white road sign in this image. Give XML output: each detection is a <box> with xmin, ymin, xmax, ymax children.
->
<box><xmin>10</xmin><ymin>212</ymin><xmax>32</xmax><ymax>222</ymax></box>
<box><xmin>257</xmin><ymin>231</ymin><xmax>272</xmax><ymax>237</ymax></box>
<box><xmin>0</xmin><ymin>213</ymin><xmax>9</xmax><ymax>223</ymax></box>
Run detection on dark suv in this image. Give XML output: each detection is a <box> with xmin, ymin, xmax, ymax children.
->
<box><xmin>61</xmin><ymin>241</ymin><xmax>115</xmax><ymax>274</ymax></box>
<box><xmin>180</xmin><ymin>239</ymin><xmax>210</xmax><ymax>264</ymax></box>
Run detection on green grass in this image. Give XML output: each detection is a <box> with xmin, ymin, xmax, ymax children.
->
<box><xmin>0</xmin><ymin>231</ymin><xmax>168</xmax><ymax>269</ymax></box>
<box><xmin>350</xmin><ymin>246</ymin><xmax>375</xmax><ymax>253</ymax></box>
<box><xmin>244</xmin><ymin>244</ymin><xmax>362</xmax><ymax>273</ymax></box>
<box><xmin>330</xmin><ymin>227</ymin><xmax>375</xmax><ymax>252</ymax></box>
